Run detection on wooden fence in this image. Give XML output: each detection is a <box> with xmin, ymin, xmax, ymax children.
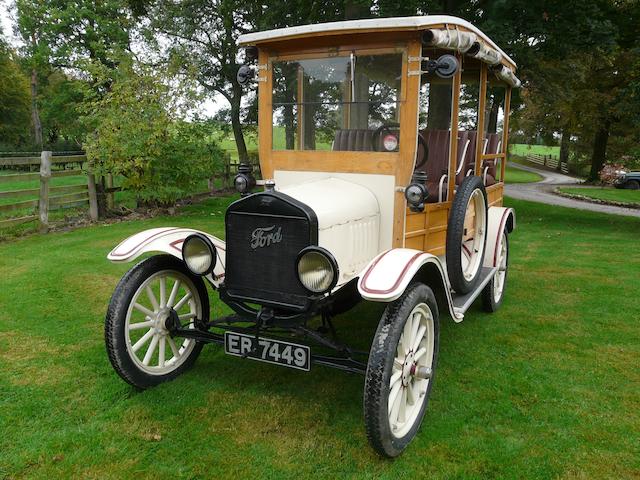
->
<box><xmin>1</xmin><ymin>149</ymin><xmax>260</xmax><ymax>232</ymax></box>
<box><xmin>0</xmin><ymin>151</ymin><xmax>98</xmax><ymax>232</ymax></box>
<box><xmin>526</xmin><ymin>153</ymin><xmax>569</xmax><ymax>174</ymax></box>
<box><xmin>216</xmin><ymin>151</ymin><xmax>261</xmax><ymax>190</ymax></box>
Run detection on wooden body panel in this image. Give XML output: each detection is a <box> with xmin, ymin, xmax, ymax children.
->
<box><xmin>404</xmin><ymin>203</ymin><xmax>451</xmax><ymax>256</ymax></box>
<box><xmin>486</xmin><ymin>183</ymin><xmax>504</xmax><ymax>207</ymax></box>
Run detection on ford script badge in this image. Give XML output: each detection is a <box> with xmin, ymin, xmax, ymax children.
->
<box><xmin>251</xmin><ymin>225</ymin><xmax>283</xmax><ymax>249</ymax></box>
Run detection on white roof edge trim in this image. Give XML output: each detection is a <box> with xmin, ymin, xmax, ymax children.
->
<box><xmin>237</xmin><ymin>15</ymin><xmax>516</xmax><ymax>68</ymax></box>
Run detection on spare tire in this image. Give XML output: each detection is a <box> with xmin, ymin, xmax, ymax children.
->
<box><xmin>446</xmin><ymin>176</ymin><xmax>488</xmax><ymax>294</ymax></box>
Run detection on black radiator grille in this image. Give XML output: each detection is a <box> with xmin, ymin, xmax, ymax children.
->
<box><xmin>224</xmin><ymin>192</ymin><xmax>318</xmax><ymax>310</ymax></box>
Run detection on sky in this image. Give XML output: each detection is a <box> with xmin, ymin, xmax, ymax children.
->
<box><xmin>1</xmin><ymin>1</ymin><xmax>18</xmax><ymax>45</ymax></box>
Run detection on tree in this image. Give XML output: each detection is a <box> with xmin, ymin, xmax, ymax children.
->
<box><xmin>141</xmin><ymin>0</ymin><xmax>254</xmax><ymax>162</ymax></box>
<box><xmin>142</xmin><ymin>0</ymin><xmax>349</xmax><ymax>162</ymax></box>
<box><xmin>0</xmin><ymin>36</ymin><xmax>31</xmax><ymax>147</ymax></box>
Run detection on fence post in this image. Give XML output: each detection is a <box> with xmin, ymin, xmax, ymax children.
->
<box><xmin>87</xmin><ymin>172</ymin><xmax>99</xmax><ymax>221</ymax></box>
<box><xmin>38</xmin><ymin>151</ymin><xmax>52</xmax><ymax>233</ymax></box>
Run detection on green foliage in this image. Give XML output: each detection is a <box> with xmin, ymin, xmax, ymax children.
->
<box><xmin>83</xmin><ymin>59</ymin><xmax>222</xmax><ymax>206</ymax></box>
<box><xmin>37</xmin><ymin>70</ymin><xmax>88</xmax><ymax>147</ymax></box>
<box><xmin>15</xmin><ymin>0</ymin><xmax>134</xmax><ymax>73</ymax></box>
<box><xmin>0</xmin><ymin>40</ymin><xmax>31</xmax><ymax>147</ymax></box>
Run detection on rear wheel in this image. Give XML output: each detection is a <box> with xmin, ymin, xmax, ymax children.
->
<box><xmin>105</xmin><ymin>255</ymin><xmax>209</xmax><ymax>389</ymax></box>
<box><xmin>446</xmin><ymin>176</ymin><xmax>488</xmax><ymax>294</ymax></box>
<box><xmin>364</xmin><ymin>283</ymin><xmax>439</xmax><ymax>457</ymax></box>
<box><xmin>482</xmin><ymin>230</ymin><xmax>509</xmax><ymax>312</ymax></box>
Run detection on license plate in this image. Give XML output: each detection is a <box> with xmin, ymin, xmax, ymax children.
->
<box><xmin>224</xmin><ymin>331</ymin><xmax>310</xmax><ymax>371</ymax></box>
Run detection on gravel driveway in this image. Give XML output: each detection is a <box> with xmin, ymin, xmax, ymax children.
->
<box><xmin>505</xmin><ymin>163</ymin><xmax>640</xmax><ymax>218</ymax></box>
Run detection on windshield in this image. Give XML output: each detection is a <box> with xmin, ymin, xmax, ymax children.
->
<box><xmin>272</xmin><ymin>52</ymin><xmax>404</xmax><ymax>152</ymax></box>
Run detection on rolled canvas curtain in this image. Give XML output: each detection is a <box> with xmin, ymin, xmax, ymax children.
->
<box><xmin>422</xmin><ymin>29</ymin><xmax>477</xmax><ymax>53</ymax></box>
<box><xmin>423</xmin><ymin>28</ymin><xmax>522</xmax><ymax>88</ymax></box>
<box><xmin>492</xmin><ymin>65</ymin><xmax>522</xmax><ymax>88</ymax></box>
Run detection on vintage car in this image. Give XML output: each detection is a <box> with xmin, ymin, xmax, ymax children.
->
<box><xmin>104</xmin><ymin>15</ymin><xmax>520</xmax><ymax>457</ymax></box>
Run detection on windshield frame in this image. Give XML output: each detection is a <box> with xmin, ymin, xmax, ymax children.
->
<box><xmin>257</xmin><ymin>43</ymin><xmax>415</xmax><ymax>176</ymax></box>
<box><xmin>269</xmin><ymin>47</ymin><xmax>407</xmax><ymax>153</ymax></box>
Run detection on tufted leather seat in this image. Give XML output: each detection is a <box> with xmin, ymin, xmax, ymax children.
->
<box><xmin>332</xmin><ymin>129</ymin><xmax>377</xmax><ymax>151</ymax></box>
<box><xmin>456</xmin><ymin>131</ymin><xmax>478</xmax><ymax>185</ymax></box>
<box><xmin>482</xmin><ymin>133</ymin><xmax>502</xmax><ymax>186</ymax></box>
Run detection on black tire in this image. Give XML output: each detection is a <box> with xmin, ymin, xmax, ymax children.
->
<box><xmin>446</xmin><ymin>176</ymin><xmax>488</xmax><ymax>294</ymax></box>
<box><xmin>623</xmin><ymin>180</ymin><xmax>640</xmax><ymax>190</ymax></box>
<box><xmin>105</xmin><ymin>255</ymin><xmax>209</xmax><ymax>389</ymax></box>
<box><xmin>364</xmin><ymin>283</ymin><xmax>440</xmax><ymax>458</ymax></box>
<box><xmin>482</xmin><ymin>230</ymin><xmax>509</xmax><ymax>312</ymax></box>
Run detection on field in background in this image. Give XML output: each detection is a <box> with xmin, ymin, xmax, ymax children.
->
<box><xmin>1</xmin><ymin>196</ymin><xmax>638</xmax><ymax>479</ymax></box>
<box><xmin>558</xmin><ymin>186</ymin><xmax>640</xmax><ymax>206</ymax></box>
<box><xmin>509</xmin><ymin>144</ymin><xmax>560</xmax><ymax>156</ymax></box>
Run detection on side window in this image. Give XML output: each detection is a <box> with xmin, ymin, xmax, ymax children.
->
<box><xmin>457</xmin><ymin>62</ymin><xmax>481</xmax><ymax>183</ymax></box>
<box><xmin>417</xmin><ymin>48</ymin><xmax>454</xmax><ymax>203</ymax></box>
<box><xmin>482</xmin><ymin>77</ymin><xmax>507</xmax><ymax>185</ymax></box>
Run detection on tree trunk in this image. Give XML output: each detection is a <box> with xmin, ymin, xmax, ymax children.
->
<box><xmin>427</xmin><ymin>83</ymin><xmax>452</xmax><ymax>129</ymax></box>
<box><xmin>230</xmin><ymin>84</ymin><xmax>248</xmax><ymax>163</ymax></box>
<box><xmin>559</xmin><ymin>128</ymin><xmax>570</xmax><ymax>172</ymax></box>
<box><xmin>30</xmin><ymin>69</ymin><xmax>43</xmax><ymax>148</ymax></box>
<box><xmin>284</xmin><ymin>104</ymin><xmax>295</xmax><ymax>149</ymax></box>
<box><xmin>487</xmin><ymin>99</ymin><xmax>499</xmax><ymax>133</ymax></box>
<box><xmin>588</xmin><ymin>120</ymin><xmax>610</xmax><ymax>182</ymax></box>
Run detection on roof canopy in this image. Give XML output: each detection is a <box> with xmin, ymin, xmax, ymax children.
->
<box><xmin>238</xmin><ymin>15</ymin><xmax>521</xmax><ymax>88</ymax></box>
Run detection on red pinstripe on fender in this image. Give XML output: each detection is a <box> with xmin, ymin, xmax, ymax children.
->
<box><xmin>360</xmin><ymin>250</ymin><xmax>426</xmax><ymax>295</ymax></box>
<box><xmin>493</xmin><ymin>209</ymin><xmax>511</xmax><ymax>266</ymax></box>
<box><xmin>109</xmin><ymin>227</ymin><xmax>181</xmax><ymax>258</ymax></box>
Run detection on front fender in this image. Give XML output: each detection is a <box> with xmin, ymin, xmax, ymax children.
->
<box><xmin>107</xmin><ymin>227</ymin><xmax>226</xmax><ymax>286</ymax></box>
<box><xmin>357</xmin><ymin>248</ymin><xmax>463</xmax><ymax>321</ymax></box>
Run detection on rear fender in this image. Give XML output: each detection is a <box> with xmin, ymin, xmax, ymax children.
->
<box><xmin>357</xmin><ymin>248</ymin><xmax>463</xmax><ymax>322</ymax></box>
<box><xmin>483</xmin><ymin>207</ymin><xmax>515</xmax><ymax>268</ymax></box>
<box><xmin>107</xmin><ymin>227</ymin><xmax>226</xmax><ymax>286</ymax></box>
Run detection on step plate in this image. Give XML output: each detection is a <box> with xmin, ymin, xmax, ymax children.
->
<box><xmin>451</xmin><ymin>266</ymin><xmax>498</xmax><ymax>314</ymax></box>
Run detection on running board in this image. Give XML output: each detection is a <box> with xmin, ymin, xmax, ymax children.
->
<box><xmin>451</xmin><ymin>266</ymin><xmax>497</xmax><ymax>318</ymax></box>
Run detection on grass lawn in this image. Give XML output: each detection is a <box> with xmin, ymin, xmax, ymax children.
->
<box><xmin>504</xmin><ymin>165</ymin><xmax>542</xmax><ymax>184</ymax></box>
<box><xmin>558</xmin><ymin>186</ymin><xmax>640</xmax><ymax>207</ymax></box>
<box><xmin>1</xmin><ymin>197</ymin><xmax>640</xmax><ymax>479</ymax></box>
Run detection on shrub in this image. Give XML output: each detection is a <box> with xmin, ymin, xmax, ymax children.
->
<box><xmin>84</xmin><ymin>59</ymin><xmax>222</xmax><ymax>206</ymax></box>
<box><xmin>599</xmin><ymin>163</ymin><xmax>628</xmax><ymax>185</ymax></box>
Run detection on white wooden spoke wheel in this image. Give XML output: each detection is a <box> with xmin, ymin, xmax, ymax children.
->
<box><xmin>388</xmin><ymin>303</ymin><xmax>435</xmax><ymax>438</ymax></box>
<box><xmin>493</xmin><ymin>232</ymin><xmax>508</xmax><ymax>302</ymax></box>
<box><xmin>482</xmin><ymin>230</ymin><xmax>509</xmax><ymax>312</ymax></box>
<box><xmin>460</xmin><ymin>188</ymin><xmax>487</xmax><ymax>282</ymax></box>
<box><xmin>364</xmin><ymin>283</ymin><xmax>439</xmax><ymax>457</ymax></box>
<box><xmin>125</xmin><ymin>270</ymin><xmax>200</xmax><ymax>374</ymax></box>
<box><xmin>446</xmin><ymin>176</ymin><xmax>488</xmax><ymax>294</ymax></box>
<box><xmin>105</xmin><ymin>255</ymin><xmax>209</xmax><ymax>389</ymax></box>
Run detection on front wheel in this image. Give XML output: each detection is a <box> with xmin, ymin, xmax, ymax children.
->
<box><xmin>105</xmin><ymin>255</ymin><xmax>209</xmax><ymax>389</ymax></box>
<box><xmin>364</xmin><ymin>283</ymin><xmax>439</xmax><ymax>457</ymax></box>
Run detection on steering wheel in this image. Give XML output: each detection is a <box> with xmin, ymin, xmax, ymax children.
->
<box><xmin>372</xmin><ymin>123</ymin><xmax>400</xmax><ymax>152</ymax></box>
<box><xmin>414</xmin><ymin>132</ymin><xmax>429</xmax><ymax>170</ymax></box>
